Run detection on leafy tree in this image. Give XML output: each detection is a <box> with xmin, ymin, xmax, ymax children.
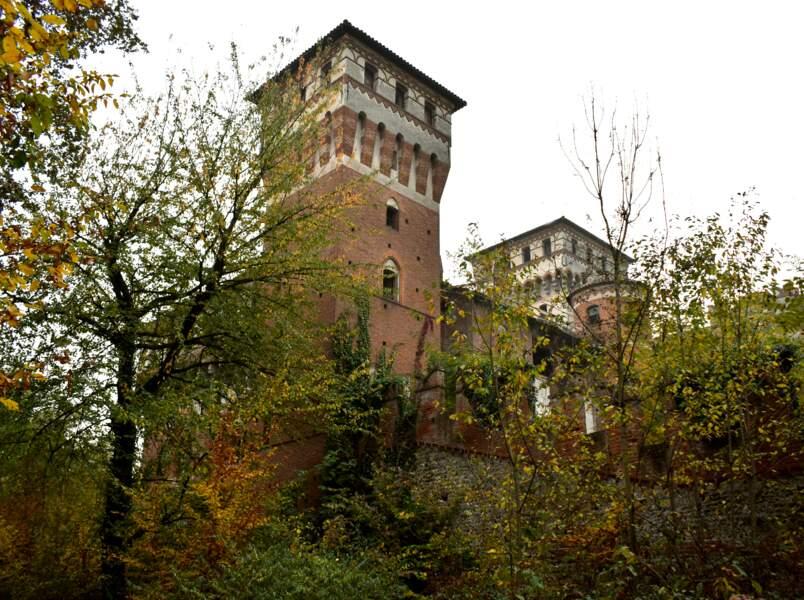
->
<box><xmin>436</xmin><ymin>226</ymin><xmax>611</xmax><ymax>599</ymax></box>
<box><xmin>1</xmin><ymin>0</ymin><xmax>144</xmax><ymax>409</ymax></box>
<box><xmin>2</xmin><ymin>46</ymin><xmax>361</xmax><ymax>597</ymax></box>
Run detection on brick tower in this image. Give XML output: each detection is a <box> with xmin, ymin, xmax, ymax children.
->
<box><xmin>286</xmin><ymin>20</ymin><xmax>466</xmax><ymax>374</ymax></box>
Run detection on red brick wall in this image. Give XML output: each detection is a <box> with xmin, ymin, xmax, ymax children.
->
<box><xmin>312</xmin><ymin>164</ymin><xmax>443</xmax><ymax>374</ymax></box>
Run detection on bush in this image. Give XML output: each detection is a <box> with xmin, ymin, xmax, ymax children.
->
<box><xmin>170</xmin><ymin>541</ymin><xmax>406</xmax><ymax>600</ymax></box>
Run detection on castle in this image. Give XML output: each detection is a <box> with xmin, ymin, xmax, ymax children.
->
<box><xmin>273</xmin><ymin>20</ymin><xmax>628</xmax><ymax>467</ymax></box>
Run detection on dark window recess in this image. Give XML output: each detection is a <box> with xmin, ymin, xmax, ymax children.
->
<box><xmin>386</xmin><ymin>204</ymin><xmax>399</xmax><ymax>230</ymax></box>
<box><xmin>600</xmin><ymin>256</ymin><xmax>607</xmax><ymax>272</ymax></box>
<box><xmin>587</xmin><ymin>304</ymin><xmax>601</xmax><ymax>324</ymax></box>
<box><xmin>522</xmin><ymin>246</ymin><xmax>531</xmax><ymax>263</ymax></box>
<box><xmin>587</xmin><ymin>247</ymin><xmax>593</xmax><ymax>262</ymax></box>
<box><xmin>424</xmin><ymin>100</ymin><xmax>435</xmax><ymax>126</ymax></box>
<box><xmin>571</xmin><ymin>239</ymin><xmax>578</xmax><ymax>255</ymax></box>
<box><xmin>395</xmin><ymin>83</ymin><xmax>407</xmax><ymax>109</ymax></box>
<box><xmin>364</xmin><ymin>63</ymin><xmax>377</xmax><ymax>91</ymax></box>
<box><xmin>320</xmin><ymin>60</ymin><xmax>332</xmax><ymax>82</ymax></box>
<box><xmin>532</xmin><ymin>344</ymin><xmax>554</xmax><ymax>377</ymax></box>
<box><xmin>300</xmin><ymin>85</ymin><xmax>307</xmax><ymax>102</ymax></box>
<box><xmin>542</xmin><ymin>238</ymin><xmax>552</xmax><ymax>257</ymax></box>
<box><xmin>539</xmin><ymin>303</ymin><xmax>548</xmax><ymax>312</ymax></box>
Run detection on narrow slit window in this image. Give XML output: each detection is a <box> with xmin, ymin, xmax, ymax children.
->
<box><xmin>522</xmin><ymin>246</ymin><xmax>531</xmax><ymax>263</ymax></box>
<box><xmin>542</xmin><ymin>238</ymin><xmax>552</xmax><ymax>257</ymax></box>
<box><xmin>571</xmin><ymin>239</ymin><xmax>578</xmax><ymax>255</ymax></box>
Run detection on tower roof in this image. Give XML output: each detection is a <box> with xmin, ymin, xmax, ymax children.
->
<box><xmin>276</xmin><ymin>20</ymin><xmax>467</xmax><ymax>111</ymax></box>
<box><xmin>477</xmin><ymin>216</ymin><xmax>634</xmax><ymax>263</ymax></box>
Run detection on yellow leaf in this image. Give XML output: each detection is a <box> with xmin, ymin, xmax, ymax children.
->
<box><xmin>31</xmin><ymin>184</ymin><xmax>45</xmax><ymax>192</ymax></box>
<box><xmin>42</xmin><ymin>14</ymin><xmax>67</xmax><ymax>26</ymax></box>
<box><xmin>2</xmin><ymin>35</ymin><xmax>16</xmax><ymax>54</ymax></box>
<box><xmin>18</xmin><ymin>263</ymin><xmax>35</xmax><ymax>276</ymax></box>
<box><xmin>29</xmin><ymin>279</ymin><xmax>40</xmax><ymax>292</ymax></box>
<box><xmin>51</xmin><ymin>0</ymin><xmax>65</xmax><ymax>9</ymax></box>
<box><xmin>78</xmin><ymin>0</ymin><xmax>92</xmax><ymax>7</ymax></box>
<box><xmin>0</xmin><ymin>398</ymin><xmax>20</xmax><ymax>411</ymax></box>
<box><xmin>64</xmin><ymin>0</ymin><xmax>78</xmax><ymax>12</ymax></box>
<box><xmin>86</xmin><ymin>17</ymin><xmax>98</xmax><ymax>30</ymax></box>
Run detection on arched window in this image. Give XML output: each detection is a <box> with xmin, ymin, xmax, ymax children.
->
<box><xmin>382</xmin><ymin>259</ymin><xmax>400</xmax><ymax>301</ymax></box>
<box><xmin>386</xmin><ymin>198</ymin><xmax>399</xmax><ymax>230</ymax></box>
<box><xmin>587</xmin><ymin>304</ymin><xmax>601</xmax><ymax>324</ymax></box>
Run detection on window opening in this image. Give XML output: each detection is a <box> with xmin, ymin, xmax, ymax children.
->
<box><xmin>522</xmin><ymin>246</ymin><xmax>531</xmax><ymax>263</ymax></box>
<box><xmin>542</xmin><ymin>238</ymin><xmax>552</xmax><ymax>257</ymax></box>
<box><xmin>364</xmin><ymin>63</ymin><xmax>377</xmax><ymax>91</ymax></box>
<box><xmin>382</xmin><ymin>259</ymin><xmax>399</xmax><ymax>301</ymax></box>
<box><xmin>587</xmin><ymin>304</ymin><xmax>601</xmax><ymax>324</ymax></box>
<box><xmin>386</xmin><ymin>198</ymin><xmax>400</xmax><ymax>230</ymax></box>
<box><xmin>395</xmin><ymin>83</ymin><xmax>407</xmax><ymax>109</ymax></box>
<box><xmin>424</xmin><ymin>100</ymin><xmax>435</xmax><ymax>126</ymax></box>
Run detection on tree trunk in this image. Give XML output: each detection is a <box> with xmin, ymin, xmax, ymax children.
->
<box><xmin>101</xmin><ymin>347</ymin><xmax>137</xmax><ymax>599</ymax></box>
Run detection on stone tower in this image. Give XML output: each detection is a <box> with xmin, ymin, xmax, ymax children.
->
<box><xmin>286</xmin><ymin>20</ymin><xmax>466</xmax><ymax>374</ymax></box>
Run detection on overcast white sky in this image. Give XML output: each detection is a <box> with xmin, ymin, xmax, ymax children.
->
<box><xmin>96</xmin><ymin>0</ymin><xmax>803</xmax><ymax>274</ymax></box>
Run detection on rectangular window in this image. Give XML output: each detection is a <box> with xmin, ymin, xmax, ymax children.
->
<box><xmin>364</xmin><ymin>63</ymin><xmax>377</xmax><ymax>91</ymax></box>
<box><xmin>395</xmin><ymin>83</ymin><xmax>407</xmax><ymax>109</ymax></box>
<box><xmin>571</xmin><ymin>239</ymin><xmax>578</xmax><ymax>255</ymax></box>
<box><xmin>300</xmin><ymin>84</ymin><xmax>307</xmax><ymax>102</ymax></box>
<box><xmin>542</xmin><ymin>238</ymin><xmax>552</xmax><ymax>257</ymax></box>
<box><xmin>424</xmin><ymin>100</ymin><xmax>435</xmax><ymax>127</ymax></box>
<box><xmin>386</xmin><ymin>204</ymin><xmax>399</xmax><ymax>230</ymax></box>
<box><xmin>522</xmin><ymin>246</ymin><xmax>531</xmax><ymax>263</ymax></box>
<box><xmin>587</xmin><ymin>247</ymin><xmax>593</xmax><ymax>262</ymax></box>
<box><xmin>600</xmin><ymin>256</ymin><xmax>607</xmax><ymax>272</ymax></box>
